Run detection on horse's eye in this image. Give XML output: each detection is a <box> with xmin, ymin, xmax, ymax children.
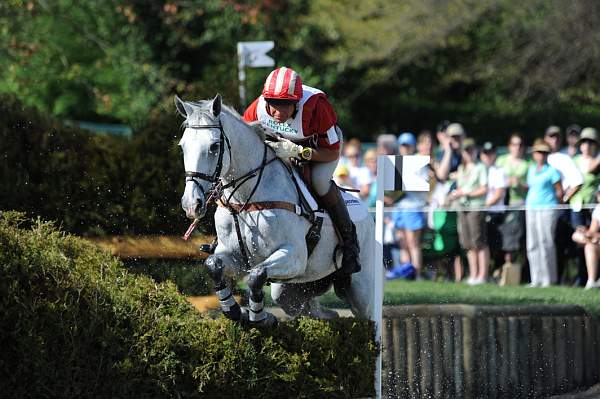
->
<box><xmin>209</xmin><ymin>142</ymin><xmax>220</xmax><ymax>153</ymax></box>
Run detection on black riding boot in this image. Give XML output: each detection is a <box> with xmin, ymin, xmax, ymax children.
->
<box><xmin>319</xmin><ymin>184</ymin><xmax>361</xmax><ymax>275</ymax></box>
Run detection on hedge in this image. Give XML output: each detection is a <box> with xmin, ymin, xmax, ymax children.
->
<box><xmin>0</xmin><ymin>95</ymin><xmax>206</xmax><ymax>236</ymax></box>
<box><xmin>0</xmin><ymin>212</ymin><xmax>377</xmax><ymax>398</ymax></box>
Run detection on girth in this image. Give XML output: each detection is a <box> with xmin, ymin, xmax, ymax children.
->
<box><xmin>217</xmin><ymin>197</ymin><xmax>324</xmax><ymax>267</ymax></box>
<box><xmin>217</xmin><ymin>199</ymin><xmax>303</xmax><ymax>215</ymax></box>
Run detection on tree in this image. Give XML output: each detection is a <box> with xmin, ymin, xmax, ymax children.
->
<box><xmin>0</xmin><ymin>0</ymin><xmax>167</xmax><ymax>123</ymax></box>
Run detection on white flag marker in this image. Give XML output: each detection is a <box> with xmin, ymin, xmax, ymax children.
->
<box><xmin>237</xmin><ymin>41</ymin><xmax>275</xmax><ymax>108</ymax></box>
<box><xmin>373</xmin><ymin>154</ymin><xmax>430</xmax><ymax>398</ymax></box>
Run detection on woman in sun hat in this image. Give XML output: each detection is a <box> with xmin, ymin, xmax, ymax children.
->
<box><xmin>525</xmin><ymin>139</ymin><xmax>563</xmax><ymax>287</ymax></box>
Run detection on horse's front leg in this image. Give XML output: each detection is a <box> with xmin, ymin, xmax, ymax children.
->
<box><xmin>247</xmin><ymin>244</ymin><xmax>305</xmax><ymax>327</ymax></box>
<box><xmin>205</xmin><ymin>253</ymin><xmax>245</xmax><ymax>322</ymax></box>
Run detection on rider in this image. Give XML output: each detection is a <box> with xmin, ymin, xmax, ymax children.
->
<box><xmin>243</xmin><ymin>66</ymin><xmax>361</xmax><ymax>276</ymax></box>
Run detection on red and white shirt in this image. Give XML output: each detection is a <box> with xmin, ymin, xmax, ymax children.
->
<box><xmin>243</xmin><ymin>85</ymin><xmax>340</xmax><ymax>150</ymax></box>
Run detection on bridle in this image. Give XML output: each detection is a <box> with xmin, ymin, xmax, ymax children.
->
<box><xmin>183</xmin><ymin>116</ymin><xmax>278</xmax><ymax>213</ymax></box>
<box><xmin>184</xmin><ymin>119</ymin><xmax>231</xmax><ymax>206</ymax></box>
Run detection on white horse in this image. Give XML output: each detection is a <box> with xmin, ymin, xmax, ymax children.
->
<box><xmin>177</xmin><ymin>94</ymin><xmax>376</xmax><ymax>326</ymax></box>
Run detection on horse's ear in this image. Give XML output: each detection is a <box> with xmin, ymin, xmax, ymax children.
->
<box><xmin>211</xmin><ymin>93</ymin><xmax>222</xmax><ymax>116</ymax></box>
<box><xmin>174</xmin><ymin>95</ymin><xmax>193</xmax><ymax>118</ymax></box>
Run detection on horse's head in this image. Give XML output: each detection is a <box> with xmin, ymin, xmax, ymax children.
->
<box><xmin>176</xmin><ymin>94</ymin><xmax>230</xmax><ymax>220</ymax></box>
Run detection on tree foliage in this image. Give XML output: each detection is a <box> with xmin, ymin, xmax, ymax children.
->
<box><xmin>0</xmin><ymin>0</ymin><xmax>167</xmax><ymax>123</ymax></box>
<box><xmin>309</xmin><ymin>0</ymin><xmax>600</xmax><ymax>138</ymax></box>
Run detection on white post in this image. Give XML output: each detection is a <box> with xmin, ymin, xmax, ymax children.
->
<box><xmin>373</xmin><ymin>156</ymin><xmax>386</xmax><ymax>399</ymax></box>
<box><xmin>236</xmin><ymin>41</ymin><xmax>275</xmax><ymax>110</ymax></box>
<box><xmin>236</xmin><ymin>43</ymin><xmax>247</xmax><ymax>109</ymax></box>
<box><xmin>373</xmin><ymin>154</ymin><xmax>429</xmax><ymax>397</ymax></box>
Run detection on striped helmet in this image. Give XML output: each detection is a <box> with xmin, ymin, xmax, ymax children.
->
<box><xmin>262</xmin><ymin>67</ymin><xmax>303</xmax><ymax>102</ymax></box>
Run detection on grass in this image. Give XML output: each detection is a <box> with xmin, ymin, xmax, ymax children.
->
<box><xmin>317</xmin><ymin>280</ymin><xmax>600</xmax><ymax>317</ymax></box>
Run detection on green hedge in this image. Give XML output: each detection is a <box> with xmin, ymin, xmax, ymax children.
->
<box><xmin>0</xmin><ymin>95</ymin><xmax>208</xmax><ymax>236</ymax></box>
<box><xmin>123</xmin><ymin>258</ymin><xmax>214</xmax><ymax>297</ymax></box>
<box><xmin>0</xmin><ymin>212</ymin><xmax>377</xmax><ymax>398</ymax></box>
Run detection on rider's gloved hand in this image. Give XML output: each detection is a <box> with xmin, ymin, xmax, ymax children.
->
<box><xmin>266</xmin><ymin>137</ymin><xmax>303</xmax><ymax>159</ymax></box>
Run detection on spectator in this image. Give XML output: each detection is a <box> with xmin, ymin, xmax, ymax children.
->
<box><xmin>525</xmin><ymin>139</ymin><xmax>563</xmax><ymax>287</ymax></box>
<box><xmin>360</xmin><ymin>147</ymin><xmax>397</xmax><ymax>272</ymax></box>
<box><xmin>572</xmin><ymin>185</ymin><xmax>600</xmax><ymax>289</ymax></box>
<box><xmin>561</xmin><ymin>124</ymin><xmax>582</xmax><ymax>157</ymax></box>
<box><xmin>496</xmin><ymin>133</ymin><xmax>529</xmax><ymax>265</ymax></box>
<box><xmin>569</xmin><ymin>127</ymin><xmax>600</xmax><ymax>284</ymax></box>
<box><xmin>570</xmin><ymin>127</ymin><xmax>600</xmax><ymax>228</ymax></box>
<box><xmin>333</xmin><ymin>164</ymin><xmax>354</xmax><ymax>190</ymax></box>
<box><xmin>340</xmin><ymin>139</ymin><xmax>371</xmax><ymax>190</ymax></box>
<box><xmin>545</xmin><ymin>125</ymin><xmax>584</xmax><ymax>284</ymax></box>
<box><xmin>449</xmin><ymin>138</ymin><xmax>489</xmax><ymax>285</ymax></box>
<box><xmin>433</xmin><ymin>121</ymin><xmax>465</xmax><ymax>281</ymax></box>
<box><xmin>389</xmin><ymin>132</ymin><xmax>427</xmax><ymax>279</ymax></box>
<box><xmin>377</xmin><ymin>134</ymin><xmax>398</xmax><ymax>156</ymax></box>
<box><xmin>436</xmin><ymin>122</ymin><xmax>464</xmax><ymax>182</ymax></box>
<box><xmin>417</xmin><ymin>130</ymin><xmax>434</xmax><ymax>156</ymax></box>
<box><xmin>360</xmin><ymin>148</ymin><xmax>378</xmax><ymax>206</ymax></box>
<box><xmin>480</xmin><ymin>142</ymin><xmax>508</xmax><ymax>270</ymax></box>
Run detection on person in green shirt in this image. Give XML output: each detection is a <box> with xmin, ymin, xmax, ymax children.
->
<box><xmin>496</xmin><ymin>133</ymin><xmax>529</xmax><ymax>265</ymax></box>
<box><xmin>449</xmin><ymin>138</ymin><xmax>489</xmax><ymax>285</ymax></box>
<box><xmin>570</xmin><ymin>127</ymin><xmax>600</xmax><ymax>227</ymax></box>
<box><xmin>570</xmin><ymin>127</ymin><xmax>600</xmax><ymax>285</ymax></box>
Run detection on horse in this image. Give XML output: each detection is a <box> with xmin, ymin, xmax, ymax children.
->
<box><xmin>176</xmin><ymin>94</ymin><xmax>377</xmax><ymax>327</ymax></box>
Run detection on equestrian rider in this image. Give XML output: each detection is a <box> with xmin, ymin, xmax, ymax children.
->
<box><xmin>243</xmin><ymin>66</ymin><xmax>361</xmax><ymax>276</ymax></box>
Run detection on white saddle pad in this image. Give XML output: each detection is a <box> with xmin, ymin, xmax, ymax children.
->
<box><xmin>292</xmin><ymin>170</ymin><xmax>369</xmax><ymax>222</ymax></box>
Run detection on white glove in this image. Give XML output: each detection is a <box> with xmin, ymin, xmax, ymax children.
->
<box><xmin>266</xmin><ymin>138</ymin><xmax>303</xmax><ymax>159</ymax></box>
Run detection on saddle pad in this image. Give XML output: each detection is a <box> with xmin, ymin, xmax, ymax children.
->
<box><xmin>292</xmin><ymin>170</ymin><xmax>369</xmax><ymax>222</ymax></box>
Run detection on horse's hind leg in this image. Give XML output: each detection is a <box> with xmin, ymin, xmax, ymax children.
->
<box><xmin>205</xmin><ymin>254</ymin><xmax>244</xmax><ymax>321</ymax></box>
<box><xmin>271</xmin><ymin>277</ymin><xmax>338</xmax><ymax>320</ymax></box>
<box><xmin>246</xmin><ymin>267</ymin><xmax>277</xmax><ymax>327</ymax></box>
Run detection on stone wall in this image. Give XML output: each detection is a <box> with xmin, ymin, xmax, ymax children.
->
<box><xmin>382</xmin><ymin>305</ymin><xmax>600</xmax><ymax>398</ymax></box>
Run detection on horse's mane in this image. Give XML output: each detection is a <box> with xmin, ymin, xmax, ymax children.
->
<box><xmin>185</xmin><ymin>99</ymin><xmax>265</xmax><ymax>141</ymax></box>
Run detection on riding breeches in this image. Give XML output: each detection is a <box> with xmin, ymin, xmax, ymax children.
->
<box><xmin>311</xmin><ymin>159</ymin><xmax>339</xmax><ymax>195</ymax></box>
<box><xmin>310</xmin><ymin>127</ymin><xmax>343</xmax><ymax>196</ymax></box>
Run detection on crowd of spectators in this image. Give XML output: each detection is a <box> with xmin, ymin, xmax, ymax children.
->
<box><xmin>335</xmin><ymin>122</ymin><xmax>600</xmax><ymax>289</ymax></box>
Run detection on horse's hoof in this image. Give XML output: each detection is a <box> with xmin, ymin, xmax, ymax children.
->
<box><xmin>223</xmin><ymin>304</ymin><xmax>249</xmax><ymax>323</ymax></box>
<box><xmin>247</xmin><ymin>312</ymin><xmax>278</xmax><ymax>329</ymax></box>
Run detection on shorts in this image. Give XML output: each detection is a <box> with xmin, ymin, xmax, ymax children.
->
<box><xmin>422</xmin><ymin>210</ymin><xmax>461</xmax><ymax>261</ymax></box>
<box><xmin>394</xmin><ymin>209</ymin><xmax>425</xmax><ymax>231</ymax></box>
<box><xmin>498</xmin><ymin>210</ymin><xmax>524</xmax><ymax>252</ymax></box>
<box><xmin>571</xmin><ymin>209</ymin><xmax>591</xmax><ymax>228</ymax></box>
<box><xmin>457</xmin><ymin>210</ymin><xmax>487</xmax><ymax>250</ymax></box>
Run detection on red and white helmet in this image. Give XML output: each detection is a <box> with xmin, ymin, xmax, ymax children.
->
<box><xmin>262</xmin><ymin>67</ymin><xmax>303</xmax><ymax>102</ymax></box>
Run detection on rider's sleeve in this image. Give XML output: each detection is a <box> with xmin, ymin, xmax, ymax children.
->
<box><xmin>242</xmin><ymin>98</ymin><xmax>260</xmax><ymax>122</ymax></box>
<box><xmin>302</xmin><ymin>94</ymin><xmax>340</xmax><ymax>150</ymax></box>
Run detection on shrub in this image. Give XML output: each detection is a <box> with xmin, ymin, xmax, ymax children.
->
<box><xmin>0</xmin><ymin>212</ymin><xmax>377</xmax><ymax>398</ymax></box>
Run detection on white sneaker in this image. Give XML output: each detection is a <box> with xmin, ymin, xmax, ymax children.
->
<box><xmin>527</xmin><ymin>282</ymin><xmax>539</xmax><ymax>288</ymax></box>
<box><xmin>585</xmin><ymin>279</ymin><xmax>600</xmax><ymax>290</ymax></box>
<box><xmin>472</xmin><ymin>277</ymin><xmax>486</xmax><ymax>285</ymax></box>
